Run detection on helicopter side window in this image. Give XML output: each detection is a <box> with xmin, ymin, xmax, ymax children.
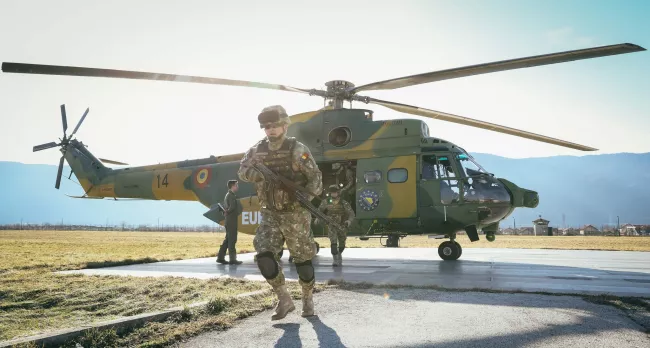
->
<box><xmin>421</xmin><ymin>155</ymin><xmax>437</xmax><ymax>180</ymax></box>
<box><xmin>435</xmin><ymin>156</ymin><xmax>460</xmax><ymax>204</ymax></box>
<box><xmin>364</xmin><ymin>170</ymin><xmax>382</xmax><ymax>183</ymax></box>
<box><xmin>440</xmin><ymin>179</ymin><xmax>460</xmax><ymax>204</ymax></box>
<box><xmin>388</xmin><ymin>168</ymin><xmax>408</xmax><ymax>183</ymax></box>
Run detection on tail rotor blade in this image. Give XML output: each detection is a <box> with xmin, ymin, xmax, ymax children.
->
<box><xmin>69</xmin><ymin>107</ymin><xmax>89</xmax><ymax>139</ymax></box>
<box><xmin>60</xmin><ymin>104</ymin><xmax>68</xmax><ymax>137</ymax></box>
<box><xmin>33</xmin><ymin>142</ymin><xmax>58</xmax><ymax>152</ymax></box>
<box><xmin>55</xmin><ymin>155</ymin><xmax>64</xmax><ymax>189</ymax></box>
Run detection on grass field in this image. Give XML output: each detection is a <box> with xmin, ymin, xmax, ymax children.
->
<box><xmin>1</xmin><ymin>230</ymin><xmax>649</xmax><ymax>346</ymax></box>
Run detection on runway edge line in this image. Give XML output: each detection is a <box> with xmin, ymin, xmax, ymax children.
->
<box><xmin>0</xmin><ymin>288</ymin><xmax>273</xmax><ymax>348</ymax></box>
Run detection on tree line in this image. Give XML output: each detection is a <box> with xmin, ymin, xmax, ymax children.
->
<box><xmin>0</xmin><ymin>222</ymin><xmax>225</xmax><ymax>232</ymax></box>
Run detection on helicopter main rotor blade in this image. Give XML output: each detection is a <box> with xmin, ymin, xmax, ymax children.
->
<box><xmin>1</xmin><ymin>62</ymin><xmax>313</xmax><ymax>95</ymax></box>
<box><xmin>99</xmin><ymin>158</ymin><xmax>129</xmax><ymax>166</ymax></box>
<box><xmin>351</xmin><ymin>43</ymin><xmax>645</xmax><ymax>93</ymax></box>
<box><xmin>367</xmin><ymin>97</ymin><xmax>597</xmax><ymax>151</ymax></box>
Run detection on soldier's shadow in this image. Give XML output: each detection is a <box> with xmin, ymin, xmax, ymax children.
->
<box><xmin>272</xmin><ymin>317</ymin><xmax>346</xmax><ymax>348</ymax></box>
<box><xmin>273</xmin><ymin>323</ymin><xmax>302</xmax><ymax>348</ymax></box>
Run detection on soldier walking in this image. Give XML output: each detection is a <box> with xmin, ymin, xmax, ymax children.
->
<box><xmin>238</xmin><ymin>105</ymin><xmax>323</xmax><ymax>320</ymax></box>
<box><xmin>316</xmin><ymin>185</ymin><xmax>355</xmax><ymax>266</ymax></box>
<box><xmin>217</xmin><ymin>180</ymin><xmax>243</xmax><ymax>265</ymax></box>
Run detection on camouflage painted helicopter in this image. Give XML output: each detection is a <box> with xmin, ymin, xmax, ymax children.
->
<box><xmin>2</xmin><ymin>42</ymin><xmax>645</xmax><ymax>260</ymax></box>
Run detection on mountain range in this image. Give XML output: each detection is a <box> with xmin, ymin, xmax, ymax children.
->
<box><xmin>1</xmin><ymin>151</ymin><xmax>649</xmax><ymax>229</ymax></box>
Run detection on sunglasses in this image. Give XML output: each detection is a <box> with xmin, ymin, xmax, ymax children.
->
<box><xmin>261</xmin><ymin>123</ymin><xmax>282</xmax><ymax>129</ymax></box>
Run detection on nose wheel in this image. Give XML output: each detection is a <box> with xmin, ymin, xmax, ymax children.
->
<box><xmin>438</xmin><ymin>241</ymin><xmax>462</xmax><ymax>260</ymax></box>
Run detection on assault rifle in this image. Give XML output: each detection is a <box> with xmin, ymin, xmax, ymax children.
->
<box><xmin>251</xmin><ymin>162</ymin><xmax>347</xmax><ymax>234</ymax></box>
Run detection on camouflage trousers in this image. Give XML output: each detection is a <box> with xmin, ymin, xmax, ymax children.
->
<box><xmin>254</xmin><ymin>207</ymin><xmax>317</xmax><ymax>291</ymax></box>
<box><xmin>327</xmin><ymin>225</ymin><xmax>348</xmax><ymax>248</ymax></box>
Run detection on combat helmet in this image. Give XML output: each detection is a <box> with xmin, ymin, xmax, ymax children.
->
<box><xmin>258</xmin><ymin>105</ymin><xmax>291</xmax><ymax>128</ymax></box>
<box><xmin>328</xmin><ymin>184</ymin><xmax>340</xmax><ymax>193</ymax></box>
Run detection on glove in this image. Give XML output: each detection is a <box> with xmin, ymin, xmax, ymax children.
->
<box><xmin>313</xmin><ymin>218</ymin><xmax>320</xmax><ymax>226</ymax></box>
<box><xmin>345</xmin><ymin>221</ymin><xmax>352</xmax><ymax>228</ymax></box>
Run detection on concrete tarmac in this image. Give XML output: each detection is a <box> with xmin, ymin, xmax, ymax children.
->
<box><xmin>179</xmin><ymin>288</ymin><xmax>650</xmax><ymax>348</ymax></box>
<box><xmin>59</xmin><ymin>247</ymin><xmax>650</xmax><ymax>297</ymax></box>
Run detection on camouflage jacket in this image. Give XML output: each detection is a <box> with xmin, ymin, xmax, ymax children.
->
<box><xmin>237</xmin><ymin>136</ymin><xmax>323</xmax><ymax>212</ymax></box>
<box><xmin>318</xmin><ymin>199</ymin><xmax>355</xmax><ymax>225</ymax></box>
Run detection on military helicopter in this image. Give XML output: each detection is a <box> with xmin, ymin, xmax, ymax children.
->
<box><xmin>2</xmin><ymin>42</ymin><xmax>645</xmax><ymax>261</ymax></box>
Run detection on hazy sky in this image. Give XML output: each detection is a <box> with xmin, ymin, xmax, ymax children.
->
<box><xmin>1</xmin><ymin>0</ymin><xmax>648</xmax><ymax>169</ymax></box>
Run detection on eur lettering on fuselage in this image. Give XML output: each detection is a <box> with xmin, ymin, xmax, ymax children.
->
<box><xmin>241</xmin><ymin>211</ymin><xmax>263</xmax><ymax>225</ymax></box>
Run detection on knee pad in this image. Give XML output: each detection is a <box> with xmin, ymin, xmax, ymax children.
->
<box><xmin>330</xmin><ymin>243</ymin><xmax>339</xmax><ymax>256</ymax></box>
<box><xmin>255</xmin><ymin>251</ymin><xmax>279</xmax><ymax>280</ymax></box>
<box><xmin>294</xmin><ymin>259</ymin><xmax>315</xmax><ymax>283</ymax></box>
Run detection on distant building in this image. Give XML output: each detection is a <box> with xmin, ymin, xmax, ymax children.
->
<box><xmin>620</xmin><ymin>224</ymin><xmax>639</xmax><ymax>236</ymax></box>
<box><xmin>532</xmin><ymin>215</ymin><xmax>550</xmax><ymax>236</ymax></box>
<box><xmin>580</xmin><ymin>224</ymin><xmax>600</xmax><ymax>235</ymax></box>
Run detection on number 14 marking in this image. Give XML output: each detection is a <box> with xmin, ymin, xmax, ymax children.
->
<box><xmin>157</xmin><ymin>174</ymin><xmax>169</xmax><ymax>188</ymax></box>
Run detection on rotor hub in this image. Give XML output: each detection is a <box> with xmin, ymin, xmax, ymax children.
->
<box><xmin>323</xmin><ymin>80</ymin><xmax>356</xmax><ymax>108</ymax></box>
<box><xmin>325</xmin><ymin>80</ymin><xmax>355</xmax><ymax>92</ymax></box>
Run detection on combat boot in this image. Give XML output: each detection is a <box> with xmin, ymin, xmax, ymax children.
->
<box><xmin>301</xmin><ymin>287</ymin><xmax>315</xmax><ymax>317</ymax></box>
<box><xmin>271</xmin><ymin>285</ymin><xmax>295</xmax><ymax>320</ymax></box>
<box><xmin>332</xmin><ymin>254</ymin><xmax>341</xmax><ymax>267</ymax></box>
<box><xmin>229</xmin><ymin>252</ymin><xmax>242</xmax><ymax>265</ymax></box>
<box><xmin>338</xmin><ymin>253</ymin><xmax>343</xmax><ymax>266</ymax></box>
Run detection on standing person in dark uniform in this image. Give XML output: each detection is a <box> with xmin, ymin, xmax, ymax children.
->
<box><xmin>217</xmin><ymin>180</ymin><xmax>243</xmax><ymax>265</ymax></box>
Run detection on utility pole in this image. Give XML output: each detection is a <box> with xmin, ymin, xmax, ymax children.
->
<box><xmin>617</xmin><ymin>215</ymin><xmax>620</xmax><ymax>236</ymax></box>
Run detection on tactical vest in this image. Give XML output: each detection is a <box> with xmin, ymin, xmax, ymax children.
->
<box><xmin>323</xmin><ymin>200</ymin><xmax>348</xmax><ymax>223</ymax></box>
<box><xmin>255</xmin><ymin>137</ymin><xmax>307</xmax><ymax>212</ymax></box>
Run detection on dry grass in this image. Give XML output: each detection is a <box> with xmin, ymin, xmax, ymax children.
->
<box><xmin>0</xmin><ymin>230</ymin><xmax>266</xmax><ymax>343</ymax></box>
<box><xmin>1</xmin><ymin>230</ymin><xmax>649</xmax><ymax>345</ymax></box>
<box><xmin>332</xmin><ymin>234</ymin><xmax>650</xmax><ymax>251</ymax></box>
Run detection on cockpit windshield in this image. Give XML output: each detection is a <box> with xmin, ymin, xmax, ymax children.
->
<box><xmin>420</xmin><ymin>151</ymin><xmax>509</xmax><ymax>204</ymax></box>
<box><xmin>455</xmin><ymin>151</ymin><xmax>488</xmax><ymax>177</ymax></box>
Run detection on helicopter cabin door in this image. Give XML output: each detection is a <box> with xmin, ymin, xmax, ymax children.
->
<box><xmin>355</xmin><ymin>155</ymin><xmax>417</xmax><ymax>220</ymax></box>
<box><xmin>418</xmin><ymin>153</ymin><xmax>465</xmax><ymax>234</ymax></box>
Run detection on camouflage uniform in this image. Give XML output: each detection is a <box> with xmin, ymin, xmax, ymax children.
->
<box><xmin>330</xmin><ymin>162</ymin><xmax>355</xmax><ymax>204</ymax></box>
<box><xmin>316</xmin><ymin>184</ymin><xmax>355</xmax><ymax>266</ymax></box>
<box><xmin>238</xmin><ymin>105</ymin><xmax>323</xmax><ymax>320</ymax></box>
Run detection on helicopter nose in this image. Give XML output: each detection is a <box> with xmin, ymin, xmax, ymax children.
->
<box><xmin>522</xmin><ymin>189</ymin><xmax>539</xmax><ymax>208</ymax></box>
<box><xmin>497</xmin><ymin>178</ymin><xmax>539</xmax><ymax>209</ymax></box>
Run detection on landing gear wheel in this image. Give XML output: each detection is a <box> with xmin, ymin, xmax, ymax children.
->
<box><xmin>438</xmin><ymin>241</ymin><xmax>461</xmax><ymax>261</ymax></box>
<box><xmin>386</xmin><ymin>235</ymin><xmax>399</xmax><ymax>248</ymax></box>
<box><xmin>454</xmin><ymin>241</ymin><xmax>462</xmax><ymax>258</ymax></box>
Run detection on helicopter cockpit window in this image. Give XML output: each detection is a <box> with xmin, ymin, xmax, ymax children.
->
<box><xmin>364</xmin><ymin>170</ymin><xmax>382</xmax><ymax>183</ymax></box>
<box><xmin>455</xmin><ymin>153</ymin><xmax>486</xmax><ymax>177</ymax></box>
<box><xmin>388</xmin><ymin>168</ymin><xmax>408</xmax><ymax>183</ymax></box>
<box><xmin>436</xmin><ymin>156</ymin><xmax>456</xmax><ymax>179</ymax></box>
